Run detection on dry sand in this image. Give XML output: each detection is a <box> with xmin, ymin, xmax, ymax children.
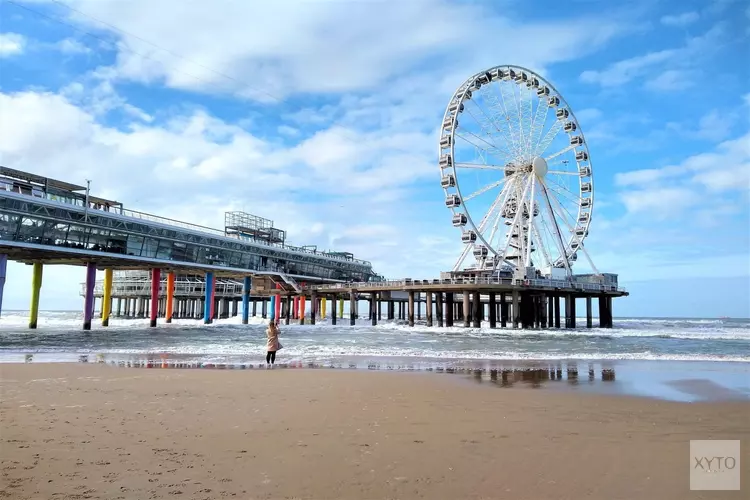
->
<box><xmin>1</xmin><ymin>364</ymin><xmax>748</xmax><ymax>500</ymax></box>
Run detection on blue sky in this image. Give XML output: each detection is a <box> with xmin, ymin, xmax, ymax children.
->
<box><xmin>0</xmin><ymin>0</ymin><xmax>748</xmax><ymax>317</ymax></box>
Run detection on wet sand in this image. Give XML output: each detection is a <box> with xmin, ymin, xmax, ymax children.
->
<box><xmin>1</xmin><ymin>364</ymin><xmax>748</xmax><ymax>499</ymax></box>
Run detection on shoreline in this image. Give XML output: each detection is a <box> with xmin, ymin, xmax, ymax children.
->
<box><xmin>3</xmin><ymin>358</ymin><xmax>749</xmax><ymax>403</ymax></box>
<box><xmin>2</xmin><ymin>364</ymin><xmax>748</xmax><ymax>499</ymax></box>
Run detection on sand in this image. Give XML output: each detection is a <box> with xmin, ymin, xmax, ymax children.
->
<box><xmin>1</xmin><ymin>364</ymin><xmax>748</xmax><ymax>500</ymax></box>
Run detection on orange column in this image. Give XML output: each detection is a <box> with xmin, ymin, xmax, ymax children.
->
<box><xmin>165</xmin><ymin>272</ymin><xmax>175</xmax><ymax>323</ymax></box>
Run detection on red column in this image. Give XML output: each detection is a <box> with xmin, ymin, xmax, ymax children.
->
<box><xmin>150</xmin><ymin>268</ymin><xmax>161</xmax><ymax>327</ymax></box>
<box><xmin>274</xmin><ymin>283</ymin><xmax>281</xmax><ymax>323</ymax></box>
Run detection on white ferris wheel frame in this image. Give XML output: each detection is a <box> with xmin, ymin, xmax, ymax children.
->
<box><xmin>438</xmin><ymin>64</ymin><xmax>598</xmax><ymax>277</ymax></box>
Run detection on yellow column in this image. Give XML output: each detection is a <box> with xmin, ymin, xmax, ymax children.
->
<box><xmin>165</xmin><ymin>272</ymin><xmax>175</xmax><ymax>323</ymax></box>
<box><xmin>339</xmin><ymin>298</ymin><xmax>344</xmax><ymax>319</ymax></box>
<box><xmin>321</xmin><ymin>297</ymin><xmax>327</xmax><ymax>319</ymax></box>
<box><xmin>102</xmin><ymin>268</ymin><xmax>113</xmax><ymax>326</ymax></box>
<box><xmin>29</xmin><ymin>262</ymin><xmax>43</xmax><ymax>329</ymax></box>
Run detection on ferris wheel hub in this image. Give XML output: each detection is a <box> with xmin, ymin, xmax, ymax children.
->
<box><xmin>531</xmin><ymin>156</ymin><xmax>548</xmax><ymax>178</ymax></box>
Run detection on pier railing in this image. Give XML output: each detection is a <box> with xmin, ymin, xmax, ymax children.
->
<box><xmin>307</xmin><ymin>277</ymin><xmax>626</xmax><ymax>293</ymax></box>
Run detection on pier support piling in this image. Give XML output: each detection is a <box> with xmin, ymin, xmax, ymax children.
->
<box><xmin>203</xmin><ymin>272</ymin><xmax>214</xmax><ymax>324</ymax></box>
<box><xmin>299</xmin><ymin>295</ymin><xmax>306</xmax><ymax>325</ymax></box>
<box><xmin>408</xmin><ymin>291</ymin><xmax>415</xmax><ymax>327</ymax></box>
<box><xmin>445</xmin><ymin>292</ymin><xmax>453</xmax><ymax>327</ymax></box>
<box><xmin>500</xmin><ymin>294</ymin><xmax>507</xmax><ymax>328</ymax></box>
<box><xmin>586</xmin><ymin>297</ymin><xmax>593</xmax><ymax>328</ymax></box>
<box><xmin>488</xmin><ymin>292</ymin><xmax>496</xmax><ymax>329</ymax></box>
<box><xmin>0</xmin><ymin>254</ymin><xmax>6</xmax><ymax>318</ymax></box>
<box><xmin>82</xmin><ymin>262</ymin><xmax>95</xmax><ymax>330</ymax></box>
<box><xmin>165</xmin><ymin>272</ymin><xmax>175</xmax><ymax>323</ymax></box>
<box><xmin>321</xmin><ymin>297</ymin><xmax>327</xmax><ymax>320</ymax></box>
<box><xmin>349</xmin><ymin>290</ymin><xmax>356</xmax><ymax>326</ymax></box>
<box><xmin>310</xmin><ymin>292</ymin><xmax>317</xmax><ymax>325</ymax></box>
<box><xmin>436</xmin><ymin>292</ymin><xmax>444</xmax><ymax>327</ymax></box>
<box><xmin>370</xmin><ymin>293</ymin><xmax>377</xmax><ymax>326</ymax></box>
<box><xmin>149</xmin><ymin>268</ymin><xmax>160</xmax><ymax>328</ymax></box>
<box><xmin>462</xmin><ymin>291</ymin><xmax>470</xmax><ymax>328</ymax></box>
<box><xmin>331</xmin><ymin>295</ymin><xmax>337</xmax><ymax>325</ymax></box>
<box><xmin>242</xmin><ymin>276</ymin><xmax>251</xmax><ymax>324</ymax></box>
<box><xmin>426</xmin><ymin>292</ymin><xmax>433</xmax><ymax>327</ymax></box>
<box><xmin>512</xmin><ymin>291</ymin><xmax>520</xmax><ymax>329</ymax></box>
<box><xmin>472</xmin><ymin>291</ymin><xmax>481</xmax><ymax>328</ymax></box>
<box><xmin>29</xmin><ymin>262</ymin><xmax>44</xmax><ymax>329</ymax></box>
<box><xmin>554</xmin><ymin>295</ymin><xmax>561</xmax><ymax>328</ymax></box>
<box><xmin>102</xmin><ymin>268</ymin><xmax>113</xmax><ymax>327</ymax></box>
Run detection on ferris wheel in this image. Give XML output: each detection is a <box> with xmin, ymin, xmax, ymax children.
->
<box><xmin>439</xmin><ymin>65</ymin><xmax>598</xmax><ymax>277</ymax></box>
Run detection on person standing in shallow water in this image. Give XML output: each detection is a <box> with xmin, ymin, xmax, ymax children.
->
<box><xmin>266</xmin><ymin>321</ymin><xmax>281</xmax><ymax>368</ymax></box>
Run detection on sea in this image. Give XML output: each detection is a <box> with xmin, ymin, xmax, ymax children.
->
<box><xmin>1</xmin><ymin>311</ymin><xmax>749</xmax><ymax>402</ymax></box>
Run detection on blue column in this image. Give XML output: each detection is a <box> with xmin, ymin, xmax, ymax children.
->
<box><xmin>0</xmin><ymin>254</ymin><xmax>7</xmax><ymax>318</ymax></box>
<box><xmin>204</xmin><ymin>272</ymin><xmax>214</xmax><ymax>324</ymax></box>
<box><xmin>268</xmin><ymin>293</ymin><xmax>276</xmax><ymax>323</ymax></box>
<box><xmin>242</xmin><ymin>276</ymin><xmax>251</xmax><ymax>325</ymax></box>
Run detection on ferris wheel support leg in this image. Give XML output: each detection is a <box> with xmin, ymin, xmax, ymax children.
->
<box><xmin>462</xmin><ymin>291</ymin><xmax>471</xmax><ymax>328</ymax></box>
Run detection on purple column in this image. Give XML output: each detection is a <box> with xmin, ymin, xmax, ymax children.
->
<box><xmin>0</xmin><ymin>254</ymin><xmax>7</xmax><ymax>318</ymax></box>
<box><xmin>83</xmin><ymin>262</ymin><xmax>96</xmax><ymax>330</ymax></box>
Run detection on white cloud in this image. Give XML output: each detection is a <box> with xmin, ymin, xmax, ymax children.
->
<box><xmin>660</xmin><ymin>12</ymin><xmax>699</xmax><ymax>27</ymax></box>
<box><xmin>42</xmin><ymin>0</ymin><xmax>626</xmax><ymax>100</ymax></box>
<box><xmin>643</xmin><ymin>69</ymin><xmax>693</xmax><ymax>91</ymax></box>
<box><xmin>0</xmin><ymin>32</ymin><xmax>25</xmax><ymax>57</ymax></box>
<box><xmin>56</xmin><ymin>38</ymin><xmax>91</xmax><ymax>55</ymax></box>
<box><xmin>580</xmin><ymin>23</ymin><xmax>726</xmax><ymax>89</ymax></box>
<box><xmin>619</xmin><ymin>187</ymin><xmax>699</xmax><ymax>216</ymax></box>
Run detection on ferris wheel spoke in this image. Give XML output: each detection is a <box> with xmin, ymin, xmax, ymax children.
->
<box><xmin>467</xmin><ymin>98</ymin><xmax>519</xmax><ymax>159</ymax></box>
<box><xmin>520</xmin><ymin>86</ymin><xmax>535</xmax><ymax>154</ymax></box>
<box><xmin>538</xmin><ymin>182</ymin><xmax>572</xmax><ymax>275</ymax></box>
<box><xmin>545</xmin><ymin>176</ymin><xmax>582</xmax><ymax>204</ymax></box>
<box><xmin>530</xmin><ymin>217</ymin><xmax>552</xmax><ymax>268</ymax></box>
<box><xmin>534</xmin><ymin>119</ymin><xmax>564</xmax><ymax>157</ymax></box>
<box><xmin>545</xmin><ymin>144</ymin><xmax>576</xmax><ymax>161</ymax></box>
<box><xmin>497</xmin><ymin>174</ymin><xmax>533</xmax><ymax>269</ymax></box>
<box><xmin>463</xmin><ymin>178</ymin><xmax>508</xmax><ymax>202</ymax></box>
<box><xmin>454</xmin><ymin>162</ymin><xmax>506</xmax><ymax>170</ymax></box>
<box><xmin>495</xmin><ymin>84</ymin><xmax>525</xmax><ymax>161</ymax></box>
<box><xmin>463</xmin><ymin>105</ymin><xmax>515</xmax><ymax>158</ymax></box>
<box><xmin>524</xmin><ymin>177</ymin><xmax>537</xmax><ymax>267</ymax></box>
<box><xmin>546</xmin><ymin>170</ymin><xmax>579</xmax><ymax>175</ymax></box>
<box><xmin>530</xmin><ymin>94</ymin><xmax>550</xmax><ymax>154</ymax></box>
<box><xmin>454</xmin><ymin>132</ymin><xmax>512</xmax><ymax>164</ymax></box>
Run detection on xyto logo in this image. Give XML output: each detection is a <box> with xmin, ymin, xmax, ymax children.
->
<box><xmin>690</xmin><ymin>440</ymin><xmax>740</xmax><ymax>491</ymax></box>
<box><xmin>693</xmin><ymin>456</ymin><xmax>737</xmax><ymax>472</ymax></box>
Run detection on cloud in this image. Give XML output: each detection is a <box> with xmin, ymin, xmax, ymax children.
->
<box><xmin>37</xmin><ymin>0</ymin><xmax>626</xmax><ymax>100</ymax></box>
<box><xmin>660</xmin><ymin>12</ymin><xmax>699</xmax><ymax>27</ymax></box>
<box><xmin>579</xmin><ymin>23</ymin><xmax>726</xmax><ymax>89</ymax></box>
<box><xmin>56</xmin><ymin>38</ymin><xmax>91</xmax><ymax>55</ymax></box>
<box><xmin>0</xmin><ymin>32</ymin><xmax>25</xmax><ymax>57</ymax></box>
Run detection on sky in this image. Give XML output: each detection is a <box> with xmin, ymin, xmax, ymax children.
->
<box><xmin>0</xmin><ymin>0</ymin><xmax>748</xmax><ymax>317</ymax></box>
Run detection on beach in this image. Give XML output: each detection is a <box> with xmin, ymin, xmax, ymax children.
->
<box><xmin>1</xmin><ymin>364</ymin><xmax>748</xmax><ymax>499</ymax></box>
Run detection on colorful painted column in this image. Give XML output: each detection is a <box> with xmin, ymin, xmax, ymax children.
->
<box><xmin>150</xmin><ymin>268</ymin><xmax>161</xmax><ymax>327</ymax></box>
<box><xmin>321</xmin><ymin>297</ymin><xmax>327</xmax><ymax>320</ymax></box>
<box><xmin>242</xmin><ymin>276</ymin><xmax>251</xmax><ymax>324</ymax></box>
<box><xmin>274</xmin><ymin>283</ymin><xmax>281</xmax><ymax>323</ymax></box>
<box><xmin>293</xmin><ymin>296</ymin><xmax>299</xmax><ymax>319</ymax></box>
<box><xmin>209</xmin><ymin>275</ymin><xmax>216</xmax><ymax>321</ymax></box>
<box><xmin>83</xmin><ymin>262</ymin><xmax>96</xmax><ymax>330</ymax></box>
<box><xmin>339</xmin><ymin>298</ymin><xmax>344</xmax><ymax>319</ymax></box>
<box><xmin>165</xmin><ymin>272</ymin><xmax>175</xmax><ymax>323</ymax></box>
<box><xmin>102</xmin><ymin>268</ymin><xmax>113</xmax><ymax>326</ymax></box>
<box><xmin>268</xmin><ymin>295</ymin><xmax>276</xmax><ymax>321</ymax></box>
<box><xmin>29</xmin><ymin>262</ymin><xmax>43</xmax><ymax>329</ymax></box>
<box><xmin>298</xmin><ymin>295</ymin><xmax>306</xmax><ymax>325</ymax></box>
<box><xmin>203</xmin><ymin>272</ymin><xmax>214</xmax><ymax>324</ymax></box>
<box><xmin>0</xmin><ymin>254</ymin><xmax>7</xmax><ymax>318</ymax></box>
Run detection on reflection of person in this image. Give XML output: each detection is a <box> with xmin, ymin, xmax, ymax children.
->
<box><xmin>266</xmin><ymin>321</ymin><xmax>281</xmax><ymax>367</ymax></box>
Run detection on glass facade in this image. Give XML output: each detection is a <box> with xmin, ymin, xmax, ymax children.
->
<box><xmin>0</xmin><ymin>193</ymin><xmax>379</xmax><ymax>282</ymax></box>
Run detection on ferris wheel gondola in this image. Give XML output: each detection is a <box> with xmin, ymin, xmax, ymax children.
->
<box><xmin>439</xmin><ymin>65</ymin><xmax>596</xmax><ymax>276</ymax></box>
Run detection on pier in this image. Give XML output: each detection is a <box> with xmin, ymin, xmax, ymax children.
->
<box><xmin>1</xmin><ymin>166</ymin><xmax>627</xmax><ymax>330</ymax></box>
